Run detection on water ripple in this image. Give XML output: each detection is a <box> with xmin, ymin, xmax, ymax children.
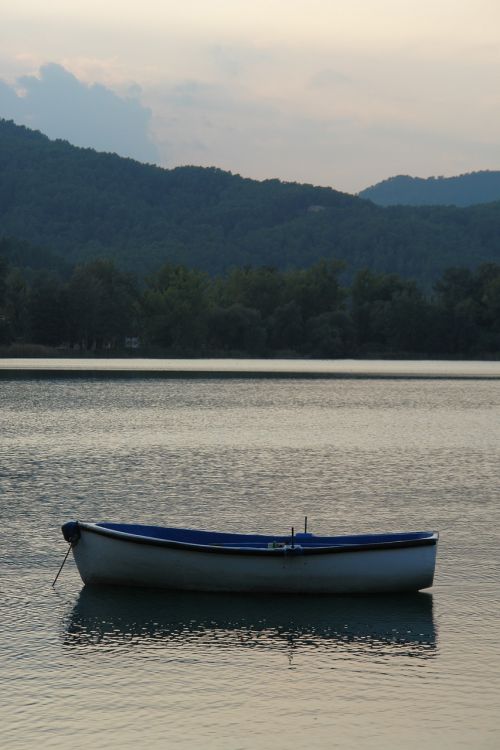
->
<box><xmin>1</xmin><ymin>375</ymin><xmax>499</xmax><ymax>748</ymax></box>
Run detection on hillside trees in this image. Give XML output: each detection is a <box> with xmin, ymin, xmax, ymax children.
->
<box><xmin>351</xmin><ymin>269</ymin><xmax>430</xmax><ymax>353</ymax></box>
<box><xmin>0</xmin><ymin>259</ymin><xmax>140</xmax><ymax>348</ymax></box>
<box><xmin>66</xmin><ymin>260</ymin><xmax>139</xmax><ymax>349</ymax></box>
<box><xmin>433</xmin><ymin>264</ymin><xmax>500</xmax><ymax>353</ymax></box>
<box><xmin>0</xmin><ymin>253</ymin><xmax>499</xmax><ymax>357</ymax></box>
<box><xmin>0</xmin><ymin>256</ymin><xmax>9</xmax><ymax>343</ymax></box>
<box><xmin>142</xmin><ymin>265</ymin><xmax>210</xmax><ymax>350</ymax></box>
<box><xmin>28</xmin><ymin>274</ymin><xmax>68</xmax><ymax>345</ymax></box>
<box><xmin>3</xmin><ymin>118</ymin><xmax>500</xmax><ymax>285</ymax></box>
<box><xmin>1</xmin><ymin>269</ymin><xmax>29</xmax><ymax>344</ymax></box>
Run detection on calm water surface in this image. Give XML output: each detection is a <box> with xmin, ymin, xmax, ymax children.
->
<box><xmin>1</xmin><ymin>362</ymin><xmax>499</xmax><ymax>749</ymax></box>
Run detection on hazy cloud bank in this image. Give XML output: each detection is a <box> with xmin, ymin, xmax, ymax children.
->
<box><xmin>0</xmin><ymin>63</ymin><xmax>159</xmax><ymax>163</ymax></box>
<box><xmin>3</xmin><ymin>3</ymin><xmax>500</xmax><ymax>190</ymax></box>
<box><xmin>1</xmin><ymin>56</ymin><xmax>499</xmax><ymax>193</ymax></box>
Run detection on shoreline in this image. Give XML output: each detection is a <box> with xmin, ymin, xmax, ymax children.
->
<box><xmin>1</xmin><ymin>357</ymin><xmax>500</xmax><ymax>380</ymax></box>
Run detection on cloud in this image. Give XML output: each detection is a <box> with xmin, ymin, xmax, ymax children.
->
<box><xmin>0</xmin><ymin>63</ymin><xmax>159</xmax><ymax>163</ymax></box>
<box><xmin>147</xmin><ymin>69</ymin><xmax>500</xmax><ymax>193</ymax></box>
<box><xmin>0</xmin><ymin>79</ymin><xmax>23</xmax><ymax>116</ymax></box>
<box><xmin>150</xmin><ymin>77</ymin><xmax>357</xmax><ymax>184</ymax></box>
<box><xmin>208</xmin><ymin>44</ymin><xmax>273</xmax><ymax>79</ymax></box>
<box><xmin>308</xmin><ymin>68</ymin><xmax>352</xmax><ymax>89</ymax></box>
<box><xmin>160</xmin><ymin>79</ymin><xmax>276</xmax><ymax>117</ymax></box>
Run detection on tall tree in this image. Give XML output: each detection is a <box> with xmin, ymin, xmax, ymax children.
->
<box><xmin>67</xmin><ymin>260</ymin><xmax>138</xmax><ymax>349</ymax></box>
<box><xmin>351</xmin><ymin>269</ymin><xmax>429</xmax><ymax>352</ymax></box>
<box><xmin>143</xmin><ymin>264</ymin><xmax>210</xmax><ymax>350</ymax></box>
<box><xmin>28</xmin><ymin>273</ymin><xmax>68</xmax><ymax>345</ymax></box>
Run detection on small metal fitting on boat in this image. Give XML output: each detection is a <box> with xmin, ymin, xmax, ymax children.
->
<box><xmin>283</xmin><ymin>544</ymin><xmax>303</xmax><ymax>555</ymax></box>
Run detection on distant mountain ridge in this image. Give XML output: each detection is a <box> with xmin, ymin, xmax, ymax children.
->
<box><xmin>1</xmin><ymin>118</ymin><xmax>500</xmax><ymax>284</ymax></box>
<box><xmin>0</xmin><ymin>118</ymin><xmax>358</xmax><ymax>275</ymax></box>
<box><xmin>359</xmin><ymin>171</ymin><xmax>500</xmax><ymax>207</ymax></box>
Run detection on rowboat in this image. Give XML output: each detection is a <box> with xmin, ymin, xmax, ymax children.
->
<box><xmin>61</xmin><ymin>521</ymin><xmax>438</xmax><ymax>594</ymax></box>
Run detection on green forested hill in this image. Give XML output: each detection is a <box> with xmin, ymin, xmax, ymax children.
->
<box><xmin>1</xmin><ymin>118</ymin><xmax>500</xmax><ymax>284</ymax></box>
<box><xmin>0</xmin><ymin>236</ymin><xmax>71</xmax><ymax>277</ymax></box>
<box><xmin>359</xmin><ymin>171</ymin><xmax>500</xmax><ymax>207</ymax></box>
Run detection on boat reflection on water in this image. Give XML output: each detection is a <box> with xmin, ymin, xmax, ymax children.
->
<box><xmin>63</xmin><ymin>586</ymin><xmax>437</xmax><ymax>660</ymax></box>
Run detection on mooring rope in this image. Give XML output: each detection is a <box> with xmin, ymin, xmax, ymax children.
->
<box><xmin>51</xmin><ymin>543</ymin><xmax>73</xmax><ymax>588</ymax></box>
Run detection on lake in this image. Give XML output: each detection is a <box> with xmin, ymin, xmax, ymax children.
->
<box><xmin>1</xmin><ymin>360</ymin><xmax>499</xmax><ymax>748</ymax></box>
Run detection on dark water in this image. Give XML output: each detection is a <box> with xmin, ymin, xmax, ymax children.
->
<box><xmin>1</xmin><ymin>366</ymin><xmax>499</xmax><ymax>748</ymax></box>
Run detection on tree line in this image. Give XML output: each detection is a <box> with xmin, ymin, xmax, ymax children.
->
<box><xmin>1</xmin><ymin>257</ymin><xmax>499</xmax><ymax>357</ymax></box>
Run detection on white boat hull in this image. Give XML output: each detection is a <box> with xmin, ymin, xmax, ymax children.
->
<box><xmin>70</xmin><ymin>525</ymin><xmax>437</xmax><ymax>594</ymax></box>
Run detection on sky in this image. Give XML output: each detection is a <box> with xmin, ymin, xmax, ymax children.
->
<box><xmin>1</xmin><ymin>0</ymin><xmax>500</xmax><ymax>192</ymax></box>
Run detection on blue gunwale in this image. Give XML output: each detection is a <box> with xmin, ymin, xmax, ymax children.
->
<box><xmin>74</xmin><ymin>522</ymin><xmax>438</xmax><ymax>556</ymax></box>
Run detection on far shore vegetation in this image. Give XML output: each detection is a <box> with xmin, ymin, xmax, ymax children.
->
<box><xmin>1</xmin><ymin>255</ymin><xmax>499</xmax><ymax>359</ymax></box>
<box><xmin>1</xmin><ymin>118</ymin><xmax>499</xmax><ymax>360</ymax></box>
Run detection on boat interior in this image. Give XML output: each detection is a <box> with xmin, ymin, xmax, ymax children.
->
<box><xmin>96</xmin><ymin>523</ymin><xmax>436</xmax><ymax>549</ymax></box>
